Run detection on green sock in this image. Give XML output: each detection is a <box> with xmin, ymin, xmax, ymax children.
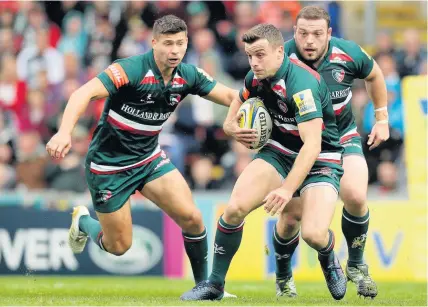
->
<box><xmin>342</xmin><ymin>208</ymin><xmax>370</xmax><ymax>267</ymax></box>
<box><xmin>273</xmin><ymin>224</ymin><xmax>299</xmax><ymax>280</ymax></box>
<box><xmin>209</xmin><ymin>216</ymin><xmax>244</xmax><ymax>286</ymax></box>
<box><xmin>78</xmin><ymin>215</ymin><xmax>105</xmax><ymax>250</ymax></box>
<box><xmin>318</xmin><ymin>229</ymin><xmax>335</xmax><ymax>264</ymax></box>
<box><xmin>183</xmin><ymin>228</ymin><xmax>208</xmax><ymax>284</ymax></box>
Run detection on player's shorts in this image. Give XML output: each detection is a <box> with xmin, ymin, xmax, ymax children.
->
<box><xmin>85</xmin><ymin>150</ymin><xmax>176</xmax><ymax>213</ymax></box>
<box><xmin>339</xmin><ymin>125</ymin><xmax>364</xmax><ymax>157</ymax></box>
<box><xmin>255</xmin><ymin>145</ymin><xmax>344</xmax><ymax>196</ymax></box>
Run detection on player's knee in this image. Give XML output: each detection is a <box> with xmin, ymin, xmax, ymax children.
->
<box><xmin>301</xmin><ymin>227</ymin><xmax>327</xmax><ymax>249</ymax></box>
<box><xmin>223</xmin><ymin>202</ymin><xmax>250</xmax><ymax>225</ymax></box>
<box><xmin>108</xmin><ymin>237</ymin><xmax>132</xmax><ymax>256</ymax></box>
<box><xmin>277</xmin><ymin>214</ymin><xmax>300</xmax><ymax>237</ymax></box>
<box><xmin>178</xmin><ymin>209</ymin><xmax>204</xmax><ymax>234</ymax></box>
<box><xmin>343</xmin><ymin>190</ymin><xmax>367</xmax><ymax>213</ymax></box>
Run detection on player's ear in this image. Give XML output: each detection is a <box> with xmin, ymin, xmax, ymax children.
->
<box><xmin>293</xmin><ymin>25</ymin><xmax>297</xmax><ymax>38</ymax></box>
<box><xmin>327</xmin><ymin>27</ymin><xmax>332</xmax><ymax>41</ymax></box>
<box><xmin>278</xmin><ymin>45</ymin><xmax>284</xmax><ymax>59</ymax></box>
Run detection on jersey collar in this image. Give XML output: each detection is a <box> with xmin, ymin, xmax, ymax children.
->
<box><xmin>148</xmin><ymin>49</ymin><xmax>181</xmax><ymax>83</ymax></box>
<box><xmin>270</xmin><ymin>55</ymin><xmax>289</xmax><ymax>81</ymax></box>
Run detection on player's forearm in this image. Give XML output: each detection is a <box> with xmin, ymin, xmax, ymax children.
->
<box><xmin>282</xmin><ymin>140</ymin><xmax>321</xmax><ymax>193</ymax></box>
<box><xmin>58</xmin><ymin>90</ymin><xmax>92</xmax><ymax>134</ymax></box>
<box><xmin>224</xmin><ymin>98</ymin><xmax>242</xmax><ymax>125</ymax></box>
<box><xmin>365</xmin><ymin>72</ymin><xmax>388</xmax><ymax>122</ymax></box>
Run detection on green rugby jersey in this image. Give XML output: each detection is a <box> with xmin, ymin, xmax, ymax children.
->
<box><xmin>239</xmin><ymin>55</ymin><xmax>343</xmax><ymax>166</ymax></box>
<box><xmin>284</xmin><ymin>37</ymin><xmax>374</xmax><ymax>143</ymax></box>
<box><xmin>87</xmin><ymin>50</ymin><xmax>216</xmax><ymax>174</ymax></box>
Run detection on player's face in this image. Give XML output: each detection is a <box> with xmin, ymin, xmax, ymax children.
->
<box><xmin>294</xmin><ymin>18</ymin><xmax>332</xmax><ymax>63</ymax></box>
<box><xmin>152</xmin><ymin>32</ymin><xmax>188</xmax><ymax>69</ymax></box>
<box><xmin>245</xmin><ymin>39</ymin><xmax>284</xmax><ymax>80</ymax></box>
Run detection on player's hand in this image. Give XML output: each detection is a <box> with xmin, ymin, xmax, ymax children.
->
<box><xmin>46</xmin><ymin>131</ymin><xmax>72</xmax><ymax>159</ymax></box>
<box><xmin>367</xmin><ymin>122</ymin><xmax>389</xmax><ymax>150</ymax></box>
<box><xmin>223</xmin><ymin>113</ymin><xmax>257</xmax><ymax>148</ymax></box>
<box><xmin>263</xmin><ymin>187</ymin><xmax>293</xmax><ymax>216</ymax></box>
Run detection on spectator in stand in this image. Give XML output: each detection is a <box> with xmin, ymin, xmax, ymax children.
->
<box><xmin>15</xmin><ymin>130</ymin><xmax>48</xmax><ymax>190</ymax></box>
<box><xmin>0</xmin><ymin>110</ymin><xmax>17</xmax><ymax>189</ymax></box>
<box><xmin>0</xmin><ymin>28</ymin><xmax>17</xmax><ymax>58</ymax></box>
<box><xmin>57</xmin><ymin>11</ymin><xmax>88</xmax><ymax>62</ymax></box>
<box><xmin>16</xmin><ymin>28</ymin><xmax>64</xmax><ymax>88</ymax></box>
<box><xmin>0</xmin><ymin>55</ymin><xmax>27</xmax><ymax>126</ymax></box>
<box><xmin>186</xmin><ymin>2</ymin><xmax>210</xmax><ymax>36</ymax></box>
<box><xmin>362</xmin><ymin>53</ymin><xmax>404</xmax><ymax>191</ymax></box>
<box><xmin>186</xmin><ymin>28</ymin><xmax>218</xmax><ymax>66</ymax></box>
<box><xmin>395</xmin><ymin>28</ymin><xmax>427</xmax><ymax>78</ymax></box>
<box><xmin>19</xmin><ymin>3</ymin><xmax>61</xmax><ymax>49</ymax></box>
<box><xmin>374</xmin><ymin>30</ymin><xmax>396</xmax><ymax>59</ymax></box>
<box><xmin>117</xmin><ymin>18</ymin><xmax>151</xmax><ymax>59</ymax></box>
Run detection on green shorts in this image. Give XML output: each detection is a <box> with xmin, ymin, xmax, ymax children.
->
<box><xmin>255</xmin><ymin>146</ymin><xmax>344</xmax><ymax>196</ymax></box>
<box><xmin>86</xmin><ymin>151</ymin><xmax>176</xmax><ymax>213</ymax></box>
<box><xmin>339</xmin><ymin>125</ymin><xmax>364</xmax><ymax>157</ymax></box>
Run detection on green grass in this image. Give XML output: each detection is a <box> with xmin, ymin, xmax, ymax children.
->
<box><xmin>0</xmin><ymin>277</ymin><xmax>425</xmax><ymax>306</ymax></box>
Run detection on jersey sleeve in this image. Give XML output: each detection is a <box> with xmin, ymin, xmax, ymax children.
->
<box><xmin>188</xmin><ymin>66</ymin><xmax>217</xmax><ymax>96</ymax></box>
<box><xmin>97</xmin><ymin>57</ymin><xmax>140</xmax><ymax>96</ymax></box>
<box><xmin>238</xmin><ymin>71</ymin><xmax>255</xmax><ymax>102</ymax></box>
<box><xmin>289</xmin><ymin>77</ymin><xmax>323</xmax><ymax>124</ymax></box>
<box><xmin>349</xmin><ymin>42</ymin><xmax>374</xmax><ymax>79</ymax></box>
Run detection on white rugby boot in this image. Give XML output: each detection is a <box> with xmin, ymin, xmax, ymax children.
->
<box><xmin>68</xmin><ymin>206</ymin><xmax>90</xmax><ymax>254</ymax></box>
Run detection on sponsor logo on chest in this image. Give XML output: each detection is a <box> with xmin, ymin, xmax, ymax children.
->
<box><xmin>330</xmin><ymin>87</ymin><xmax>351</xmax><ymax>100</ymax></box>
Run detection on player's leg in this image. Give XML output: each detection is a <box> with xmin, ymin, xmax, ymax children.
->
<box><xmin>181</xmin><ymin>158</ymin><xmax>283</xmax><ymax>300</ymax></box>
<box><xmin>70</xmin><ymin>201</ymin><xmax>133</xmax><ymax>255</ymax></box>
<box><xmin>274</xmin><ymin>198</ymin><xmax>302</xmax><ymax>297</ymax></box>
<box><xmin>140</xmin><ymin>166</ymin><xmax>208</xmax><ymax>284</ymax></box>
<box><xmin>299</xmin><ymin>176</ymin><xmax>347</xmax><ymax>300</ymax></box>
<box><xmin>341</xmin><ymin>140</ymin><xmax>377</xmax><ymax>298</ymax></box>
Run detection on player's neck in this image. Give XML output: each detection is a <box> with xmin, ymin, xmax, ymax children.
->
<box><xmin>153</xmin><ymin>56</ymin><xmax>175</xmax><ymax>84</ymax></box>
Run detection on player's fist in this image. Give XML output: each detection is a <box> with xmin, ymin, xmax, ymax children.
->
<box><xmin>223</xmin><ymin>112</ymin><xmax>257</xmax><ymax>148</ymax></box>
<box><xmin>263</xmin><ymin>187</ymin><xmax>293</xmax><ymax>216</ymax></box>
<box><xmin>46</xmin><ymin>131</ymin><xmax>72</xmax><ymax>159</ymax></box>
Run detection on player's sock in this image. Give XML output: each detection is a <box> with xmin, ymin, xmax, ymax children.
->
<box><xmin>183</xmin><ymin>228</ymin><xmax>208</xmax><ymax>284</ymax></box>
<box><xmin>209</xmin><ymin>216</ymin><xmax>244</xmax><ymax>286</ymax></box>
<box><xmin>342</xmin><ymin>208</ymin><xmax>370</xmax><ymax>267</ymax></box>
<box><xmin>78</xmin><ymin>215</ymin><xmax>105</xmax><ymax>250</ymax></box>
<box><xmin>272</xmin><ymin>224</ymin><xmax>299</xmax><ymax>280</ymax></box>
<box><xmin>317</xmin><ymin>229</ymin><xmax>335</xmax><ymax>263</ymax></box>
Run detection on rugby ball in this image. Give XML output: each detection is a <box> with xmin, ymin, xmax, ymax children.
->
<box><xmin>238</xmin><ymin>97</ymin><xmax>273</xmax><ymax>150</ymax></box>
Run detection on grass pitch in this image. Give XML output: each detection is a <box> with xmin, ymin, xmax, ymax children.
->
<box><xmin>0</xmin><ymin>276</ymin><xmax>425</xmax><ymax>306</ymax></box>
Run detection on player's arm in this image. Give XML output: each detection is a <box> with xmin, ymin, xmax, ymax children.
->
<box><xmin>203</xmin><ymin>83</ymin><xmax>238</xmax><ymax>107</ymax></box>
<box><xmin>46</xmin><ymin>78</ymin><xmax>109</xmax><ymax>159</ymax></box>
<box><xmin>222</xmin><ymin>73</ymin><xmax>257</xmax><ymax>146</ymax></box>
<box><xmin>282</xmin><ymin>118</ymin><xmax>322</xmax><ymax>193</ymax></box>
<box><xmin>364</xmin><ymin>61</ymin><xmax>390</xmax><ymax>149</ymax></box>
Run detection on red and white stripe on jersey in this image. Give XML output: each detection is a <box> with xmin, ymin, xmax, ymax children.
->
<box><xmin>105</xmin><ymin>63</ymin><xmax>129</xmax><ymax>89</ymax></box>
<box><xmin>340</xmin><ymin>127</ymin><xmax>360</xmax><ymax>144</ymax></box>
<box><xmin>172</xmin><ymin>72</ymin><xmax>187</xmax><ymax>87</ymax></box>
<box><xmin>140</xmin><ymin>70</ymin><xmax>159</xmax><ymax>84</ymax></box>
<box><xmin>289</xmin><ymin>53</ymin><xmax>321</xmax><ymax>81</ymax></box>
<box><xmin>272</xmin><ymin>79</ymin><xmax>286</xmax><ymax>98</ymax></box>
<box><xmin>329</xmin><ymin>47</ymin><xmax>354</xmax><ymax>62</ymax></box>
<box><xmin>107</xmin><ymin>110</ymin><xmax>163</xmax><ymax>135</ymax></box>
<box><xmin>333</xmin><ymin>91</ymin><xmax>353</xmax><ymax>115</ymax></box>
<box><xmin>251</xmin><ymin>75</ymin><xmax>260</xmax><ymax>86</ymax></box>
<box><xmin>90</xmin><ymin>146</ymin><xmax>162</xmax><ymax>174</ymax></box>
<box><xmin>267</xmin><ymin>139</ymin><xmax>341</xmax><ymax>164</ymax></box>
<box><xmin>274</xmin><ymin>121</ymin><xmax>300</xmax><ymax>136</ymax></box>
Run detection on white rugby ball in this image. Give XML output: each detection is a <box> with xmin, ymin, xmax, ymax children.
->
<box><xmin>238</xmin><ymin>97</ymin><xmax>273</xmax><ymax>150</ymax></box>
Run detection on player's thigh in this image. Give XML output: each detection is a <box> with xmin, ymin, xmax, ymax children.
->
<box><xmin>225</xmin><ymin>158</ymin><xmax>283</xmax><ymax>220</ymax></box>
<box><xmin>340</xmin><ymin>154</ymin><xmax>368</xmax><ymax>207</ymax></box>
<box><xmin>300</xmin><ymin>184</ymin><xmax>338</xmax><ymax>242</ymax></box>
<box><xmin>140</xmin><ymin>169</ymin><xmax>201</xmax><ymax>229</ymax></box>
<box><xmin>95</xmin><ymin>198</ymin><xmax>133</xmax><ymax>245</ymax></box>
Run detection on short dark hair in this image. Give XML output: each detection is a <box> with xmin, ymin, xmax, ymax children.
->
<box><xmin>296</xmin><ymin>6</ymin><xmax>331</xmax><ymax>28</ymax></box>
<box><xmin>242</xmin><ymin>24</ymin><xmax>284</xmax><ymax>47</ymax></box>
<box><xmin>153</xmin><ymin>15</ymin><xmax>187</xmax><ymax>38</ymax></box>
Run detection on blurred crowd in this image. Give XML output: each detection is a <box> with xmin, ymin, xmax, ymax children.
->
<box><xmin>0</xmin><ymin>1</ymin><xmax>426</xmax><ymax>195</ymax></box>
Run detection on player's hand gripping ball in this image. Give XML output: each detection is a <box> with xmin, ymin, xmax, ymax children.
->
<box><xmin>238</xmin><ymin>97</ymin><xmax>273</xmax><ymax>150</ymax></box>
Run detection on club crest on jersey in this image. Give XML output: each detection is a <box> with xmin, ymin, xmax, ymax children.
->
<box><xmin>277</xmin><ymin>100</ymin><xmax>288</xmax><ymax>113</ymax></box>
<box><xmin>169</xmin><ymin>94</ymin><xmax>181</xmax><ymax>106</ymax></box>
<box><xmin>332</xmin><ymin>68</ymin><xmax>345</xmax><ymax>83</ymax></box>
